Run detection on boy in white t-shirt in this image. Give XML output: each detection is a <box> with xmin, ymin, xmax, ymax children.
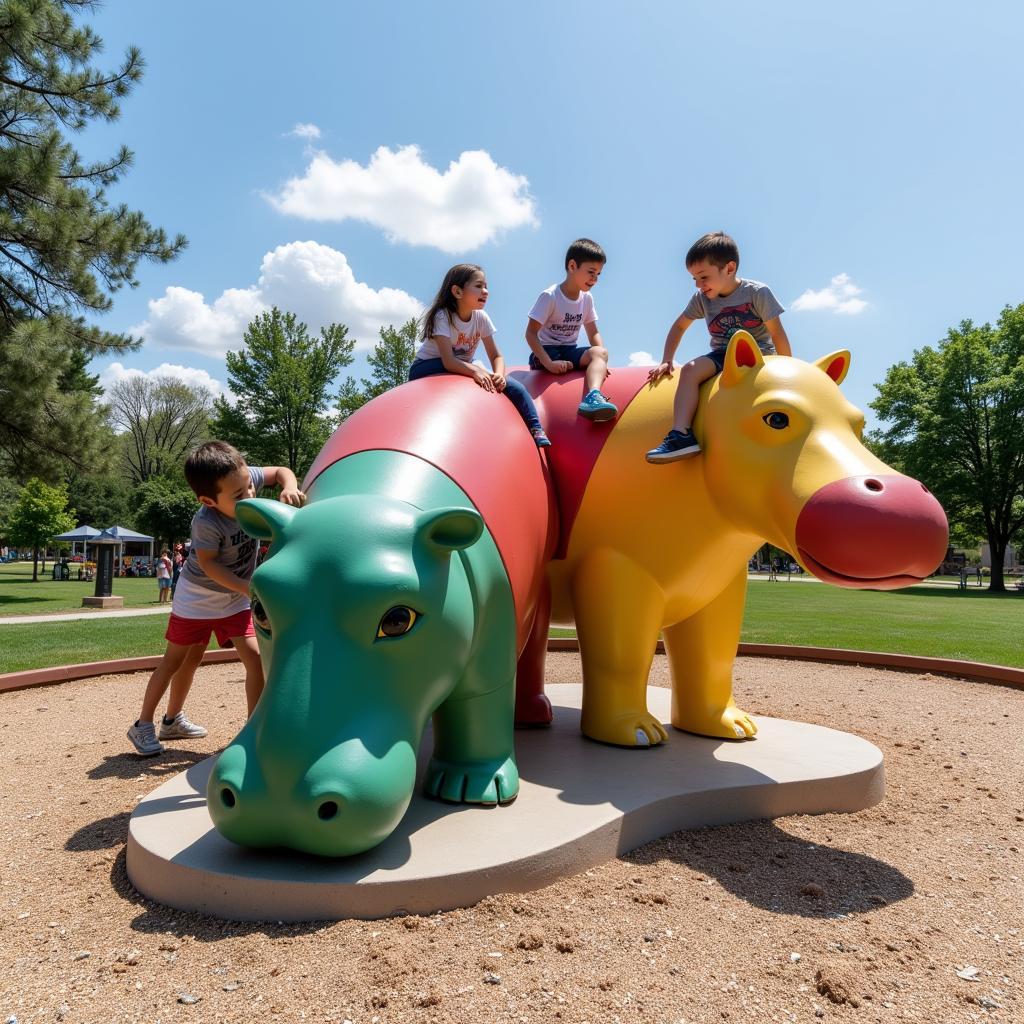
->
<box><xmin>526</xmin><ymin>238</ymin><xmax>617</xmax><ymax>422</ymax></box>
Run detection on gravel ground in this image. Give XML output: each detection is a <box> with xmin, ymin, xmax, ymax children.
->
<box><xmin>1</xmin><ymin>653</ymin><xmax>1021</xmax><ymax>1024</ymax></box>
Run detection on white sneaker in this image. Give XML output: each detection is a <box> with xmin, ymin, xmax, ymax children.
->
<box><xmin>127</xmin><ymin>720</ymin><xmax>164</xmax><ymax>756</ymax></box>
<box><xmin>158</xmin><ymin>711</ymin><xmax>208</xmax><ymax>740</ymax></box>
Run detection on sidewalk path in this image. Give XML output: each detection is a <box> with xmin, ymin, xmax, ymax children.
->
<box><xmin>0</xmin><ymin>606</ymin><xmax>172</xmax><ymax>626</ymax></box>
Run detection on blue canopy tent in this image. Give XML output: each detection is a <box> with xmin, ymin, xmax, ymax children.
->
<box><xmin>53</xmin><ymin>524</ymin><xmax>102</xmax><ymax>559</ymax></box>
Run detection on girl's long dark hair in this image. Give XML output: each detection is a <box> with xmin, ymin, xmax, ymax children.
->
<box><xmin>420</xmin><ymin>263</ymin><xmax>483</xmax><ymax>341</ymax></box>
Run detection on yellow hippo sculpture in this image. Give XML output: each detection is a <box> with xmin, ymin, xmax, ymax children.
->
<box><xmin>515</xmin><ymin>330</ymin><xmax>948</xmax><ymax>746</ymax></box>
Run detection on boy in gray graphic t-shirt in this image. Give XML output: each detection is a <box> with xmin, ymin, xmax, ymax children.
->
<box><xmin>126</xmin><ymin>441</ymin><xmax>305</xmax><ymax>756</ymax></box>
<box><xmin>645</xmin><ymin>231</ymin><xmax>792</xmax><ymax>463</ymax></box>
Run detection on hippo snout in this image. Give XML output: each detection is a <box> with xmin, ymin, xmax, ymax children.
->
<box><xmin>794</xmin><ymin>474</ymin><xmax>948</xmax><ymax>589</ymax></box>
<box><xmin>207</xmin><ymin>734</ymin><xmax>419</xmax><ymax>857</ymax></box>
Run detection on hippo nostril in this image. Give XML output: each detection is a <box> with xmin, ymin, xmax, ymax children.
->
<box><xmin>220</xmin><ymin>788</ymin><xmax>236</xmax><ymax>809</ymax></box>
<box><xmin>317</xmin><ymin>800</ymin><xmax>339</xmax><ymax>821</ymax></box>
<box><xmin>864</xmin><ymin>478</ymin><xmax>884</xmax><ymax>492</ymax></box>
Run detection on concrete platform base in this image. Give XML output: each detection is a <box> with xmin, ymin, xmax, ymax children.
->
<box><xmin>81</xmin><ymin>595</ymin><xmax>124</xmax><ymax>608</ymax></box>
<box><xmin>127</xmin><ymin>684</ymin><xmax>884</xmax><ymax>922</ymax></box>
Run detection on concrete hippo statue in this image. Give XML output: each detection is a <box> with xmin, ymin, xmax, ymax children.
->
<box><xmin>207</xmin><ymin>330</ymin><xmax>947</xmax><ymax>856</ymax></box>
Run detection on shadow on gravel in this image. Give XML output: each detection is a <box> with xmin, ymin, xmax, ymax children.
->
<box><xmin>626</xmin><ymin>818</ymin><xmax>914</xmax><ymax>918</ymax></box>
<box><xmin>66</xmin><ymin>809</ymin><xmax>131</xmax><ymax>851</ymax></box>
<box><xmin>108</xmin><ymin>849</ymin><xmax>331</xmax><ymax>940</ymax></box>
<box><xmin>87</xmin><ymin>748</ymin><xmax>212</xmax><ymax>781</ymax></box>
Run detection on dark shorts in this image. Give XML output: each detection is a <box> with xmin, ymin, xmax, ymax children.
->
<box><xmin>165</xmin><ymin>609</ymin><xmax>255</xmax><ymax>648</ymax></box>
<box><xmin>700</xmin><ymin>349</ymin><xmax>728</xmax><ymax>374</ymax></box>
<box><xmin>529</xmin><ymin>344</ymin><xmax>589</xmax><ymax>372</ymax></box>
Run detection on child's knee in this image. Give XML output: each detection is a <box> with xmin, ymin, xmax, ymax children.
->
<box><xmin>682</xmin><ymin>357</ymin><xmax>714</xmax><ymax>381</ymax></box>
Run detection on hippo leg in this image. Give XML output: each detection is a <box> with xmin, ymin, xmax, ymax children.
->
<box><xmin>663</xmin><ymin>567</ymin><xmax>757</xmax><ymax>740</ymax></box>
<box><xmin>514</xmin><ymin>575</ymin><xmax>553</xmax><ymax>727</ymax></box>
<box><xmin>572</xmin><ymin>548</ymin><xmax>669</xmax><ymax>748</ymax></box>
<box><xmin>425</xmin><ymin>678</ymin><xmax>519</xmax><ymax>805</ymax></box>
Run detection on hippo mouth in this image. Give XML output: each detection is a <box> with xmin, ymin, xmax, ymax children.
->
<box><xmin>797</xmin><ymin>548</ymin><xmax>923</xmax><ymax>591</ymax></box>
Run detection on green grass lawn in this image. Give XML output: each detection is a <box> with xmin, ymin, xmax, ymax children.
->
<box><xmin>1</xmin><ymin>575</ymin><xmax>1022</xmax><ymax>675</ymax></box>
<box><xmin>739</xmin><ymin>580</ymin><xmax>1023</xmax><ymax>665</ymax></box>
<box><xmin>0</xmin><ymin>561</ymin><xmax>164</xmax><ymax>615</ymax></box>
<box><xmin>554</xmin><ymin>580</ymin><xmax>1024</xmax><ymax>668</ymax></box>
<box><xmin>0</xmin><ymin>614</ymin><xmax>170</xmax><ymax>673</ymax></box>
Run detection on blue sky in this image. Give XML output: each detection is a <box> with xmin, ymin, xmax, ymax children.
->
<box><xmin>82</xmin><ymin>1</ymin><xmax>1024</xmax><ymax>424</ymax></box>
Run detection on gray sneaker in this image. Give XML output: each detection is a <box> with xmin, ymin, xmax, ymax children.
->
<box><xmin>158</xmin><ymin>711</ymin><xmax>208</xmax><ymax>740</ymax></box>
<box><xmin>127</xmin><ymin>720</ymin><xmax>164</xmax><ymax>757</ymax></box>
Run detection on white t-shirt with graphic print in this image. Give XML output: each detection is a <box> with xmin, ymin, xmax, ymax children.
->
<box><xmin>415</xmin><ymin>309</ymin><xmax>496</xmax><ymax>363</ymax></box>
<box><xmin>528</xmin><ymin>285</ymin><xmax>598</xmax><ymax>348</ymax></box>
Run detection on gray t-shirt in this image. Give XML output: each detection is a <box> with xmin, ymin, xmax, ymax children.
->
<box><xmin>172</xmin><ymin>466</ymin><xmax>265</xmax><ymax>619</ymax></box>
<box><xmin>683</xmin><ymin>279</ymin><xmax>784</xmax><ymax>353</ymax></box>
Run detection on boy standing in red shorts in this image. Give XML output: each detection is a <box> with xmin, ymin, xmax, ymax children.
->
<box><xmin>127</xmin><ymin>441</ymin><xmax>304</xmax><ymax>756</ymax></box>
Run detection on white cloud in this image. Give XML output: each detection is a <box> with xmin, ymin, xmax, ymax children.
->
<box><xmin>99</xmin><ymin>361</ymin><xmax>224</xmax><ymax>396</ymax></box>
<box><xmin>132</xmin><ymin>241</ymin><xmax>422</xmax><ymax>357</ymax></box>
<box><xmin>288</xmin><ymin>122</ymin><xmax>321</xmax><ymax>141</ymax></box>
<box><xmin>791</xmin><ymin>273</ymin><xmax>868</xmax><ymax>315</ymax></box>
<box><xmin>628</xmin><ymin>351</ymin><xmax>657</xmax><ymax>367</ymax></box>
<box><xmin>266</xmin><ymin>144</ymin><xmax>538</xmax><ymax>252</ymax></box>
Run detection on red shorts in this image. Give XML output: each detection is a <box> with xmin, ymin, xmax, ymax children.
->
<box><xmin>165</xmin><ymin>609</ymin><xmax>255</xmax><ymax>648</ymax></box>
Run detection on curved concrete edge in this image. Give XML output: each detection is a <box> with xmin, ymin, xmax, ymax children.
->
<box><xmin>549</xmin><ymin>639</ymin><xmax>1024</xmax><ymax>691</ymax></box>
<box><xmin>4</xmin><ymin>640</ymin><xmax>1023</xmax><ymax>694</ymax></box>
<box><xmin>0</xmin><ymin>649</ymin><xmax>239</xmax><ymax>694</ymax></box>
<box><xmin>126</xmin><ymin>686</ymin><xmax>885</xmax><ymax>922</ymax></box>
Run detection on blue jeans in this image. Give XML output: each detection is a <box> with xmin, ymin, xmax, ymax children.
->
<box><xmin>408</xmin><ymin>358</ymin><xmax>543</xmax><ymax>433</ymax></box>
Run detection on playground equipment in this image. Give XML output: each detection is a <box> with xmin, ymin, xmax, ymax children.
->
<box><xmin>207</xmin><ymin>332</ymin><xmax>948</xmax><ymax>857</ymax></box>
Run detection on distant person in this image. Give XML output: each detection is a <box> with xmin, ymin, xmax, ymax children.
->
<box><xmin>646</xmin><ymin>231</ymin><xmax>792</xmax><ymax>462</ymax></box>
<box><xmin>126</xmin><ymin>441</ymin><xmax>306</xmax><ymax>756</ymax></box>
<box><xmin>525</xmin><ymin>237</ymin><xmax>617</xmax><ymax>421</ymax></box>
<box><xmin>170</xmin><ymin>543</ymin><xmax>184</xmax><ymax>597</ymax></box>
<box><xmin>155</xmin><ymin>549</ymin><xmax>172</xmax><ymax>604</ymax></box>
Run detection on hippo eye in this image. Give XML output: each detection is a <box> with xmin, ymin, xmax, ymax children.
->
<box><xmin>763</xmin><ymin>411</ymin><xmax>789</xmax><ymax>430</ymax></box>
<box><xmin>252</xmin><ymin>597</ymin><xmax>271</xmax><ymax>635</ymax></box>
<box><xmin>377</xmin><ymin>606</ymin><xmax>418</xmax><ymax>639</ymax></box>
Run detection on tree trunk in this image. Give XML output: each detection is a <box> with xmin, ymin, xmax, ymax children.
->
<box><xmin>32</xmin><ymin>545</ymin><xmax>39</xmax><ymax>582</ymax></box>
<box><xmin>988</xmin><ymin>537</ymin><xmax>1006</xmax><ymax>593</ymax></box>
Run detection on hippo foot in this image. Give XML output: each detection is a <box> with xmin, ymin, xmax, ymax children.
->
<box><xmin>581</xmin><ymin>710</ymin><xmax>669</xmax><ymax>748</ymax></box>
<box><xmin>514</xmin><ymin>692</ymin><xmax>553</xmax><ymax>728</ymax></box>
<box><xmin>673</xmin><ymin>704</ymin><xmax>758</xmax><ymax>740</ymax></box>
<box><xmin>423</xmin><ymin>755</ymin><xmax>519</xmax><ymax>806</ymax></box>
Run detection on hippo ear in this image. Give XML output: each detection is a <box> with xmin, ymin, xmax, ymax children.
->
<box><xmin>719</xmin><ymin>330</ymin><xmax>765</xmax><ymax>388</ymax></box>
<box><xmin>416</xmin><ymin>506</ymin><xmax>484</xmax><ymax>554</ymax></box>
<box><xmin>236</xmin><ymin>498</ymin><xmax>297</xmax><ymax>541</ymax></box>
<box><xmin>814</xmin><ymin>350</ymin><xmax>851</xmax><ymax>385</ymax></box>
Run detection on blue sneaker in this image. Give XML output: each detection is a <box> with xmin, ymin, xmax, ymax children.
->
<box><xmin>531</xmin><ymin>427</ymin><xmax>552</xmax><ymax>448</ymax></box>
<box><xmin>578</xmin><ymin>389</ymin><xmax>618</xmax><ymax>422</ymax></box>
<box><xmin>645</xmin><ymin>428</ymin><xmax>701</xmax><ymax>463</ymax></box>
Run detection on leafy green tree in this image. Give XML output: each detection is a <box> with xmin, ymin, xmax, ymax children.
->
<box><xmin>212</xmin><ymin>308</ymin><xmax>354</xmax><ymax>476</ymax></box>
<box><xmin>871</xmin><ymin>303</ymin><xmax>1024</xmax><ymax>591</ymax></box>
<box><xmin>336</xmin><ymin>318</ymin><xmax>418</xmax><ymax>421</ymax></box>
<box><xmin>107</xmin><ymin>374</ymin><xmax>212</xmax><ymax>485</ymax></box>
<box><xmin>133</xmin><ymin>477</ymin><xmax>196</xmax><ymax>551</ymax></box>
<box><xmin>65</xmin><ymin>470</ymin><xmax>130</xmax><ymax>528</ymax></box>
<box><xmin>0</xmin><ymin>474</ymin><xmax>19</xmax><ymax>541</ymax></box>
<box><xmin>7</xmin><ymin>476</ymin><xmax>75</xmax><ymax>580</ymax></box>
<box><xmin>0</xmin><ymin>0</ymin><xmax>186</xmax><ymax>478</ymax></box>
